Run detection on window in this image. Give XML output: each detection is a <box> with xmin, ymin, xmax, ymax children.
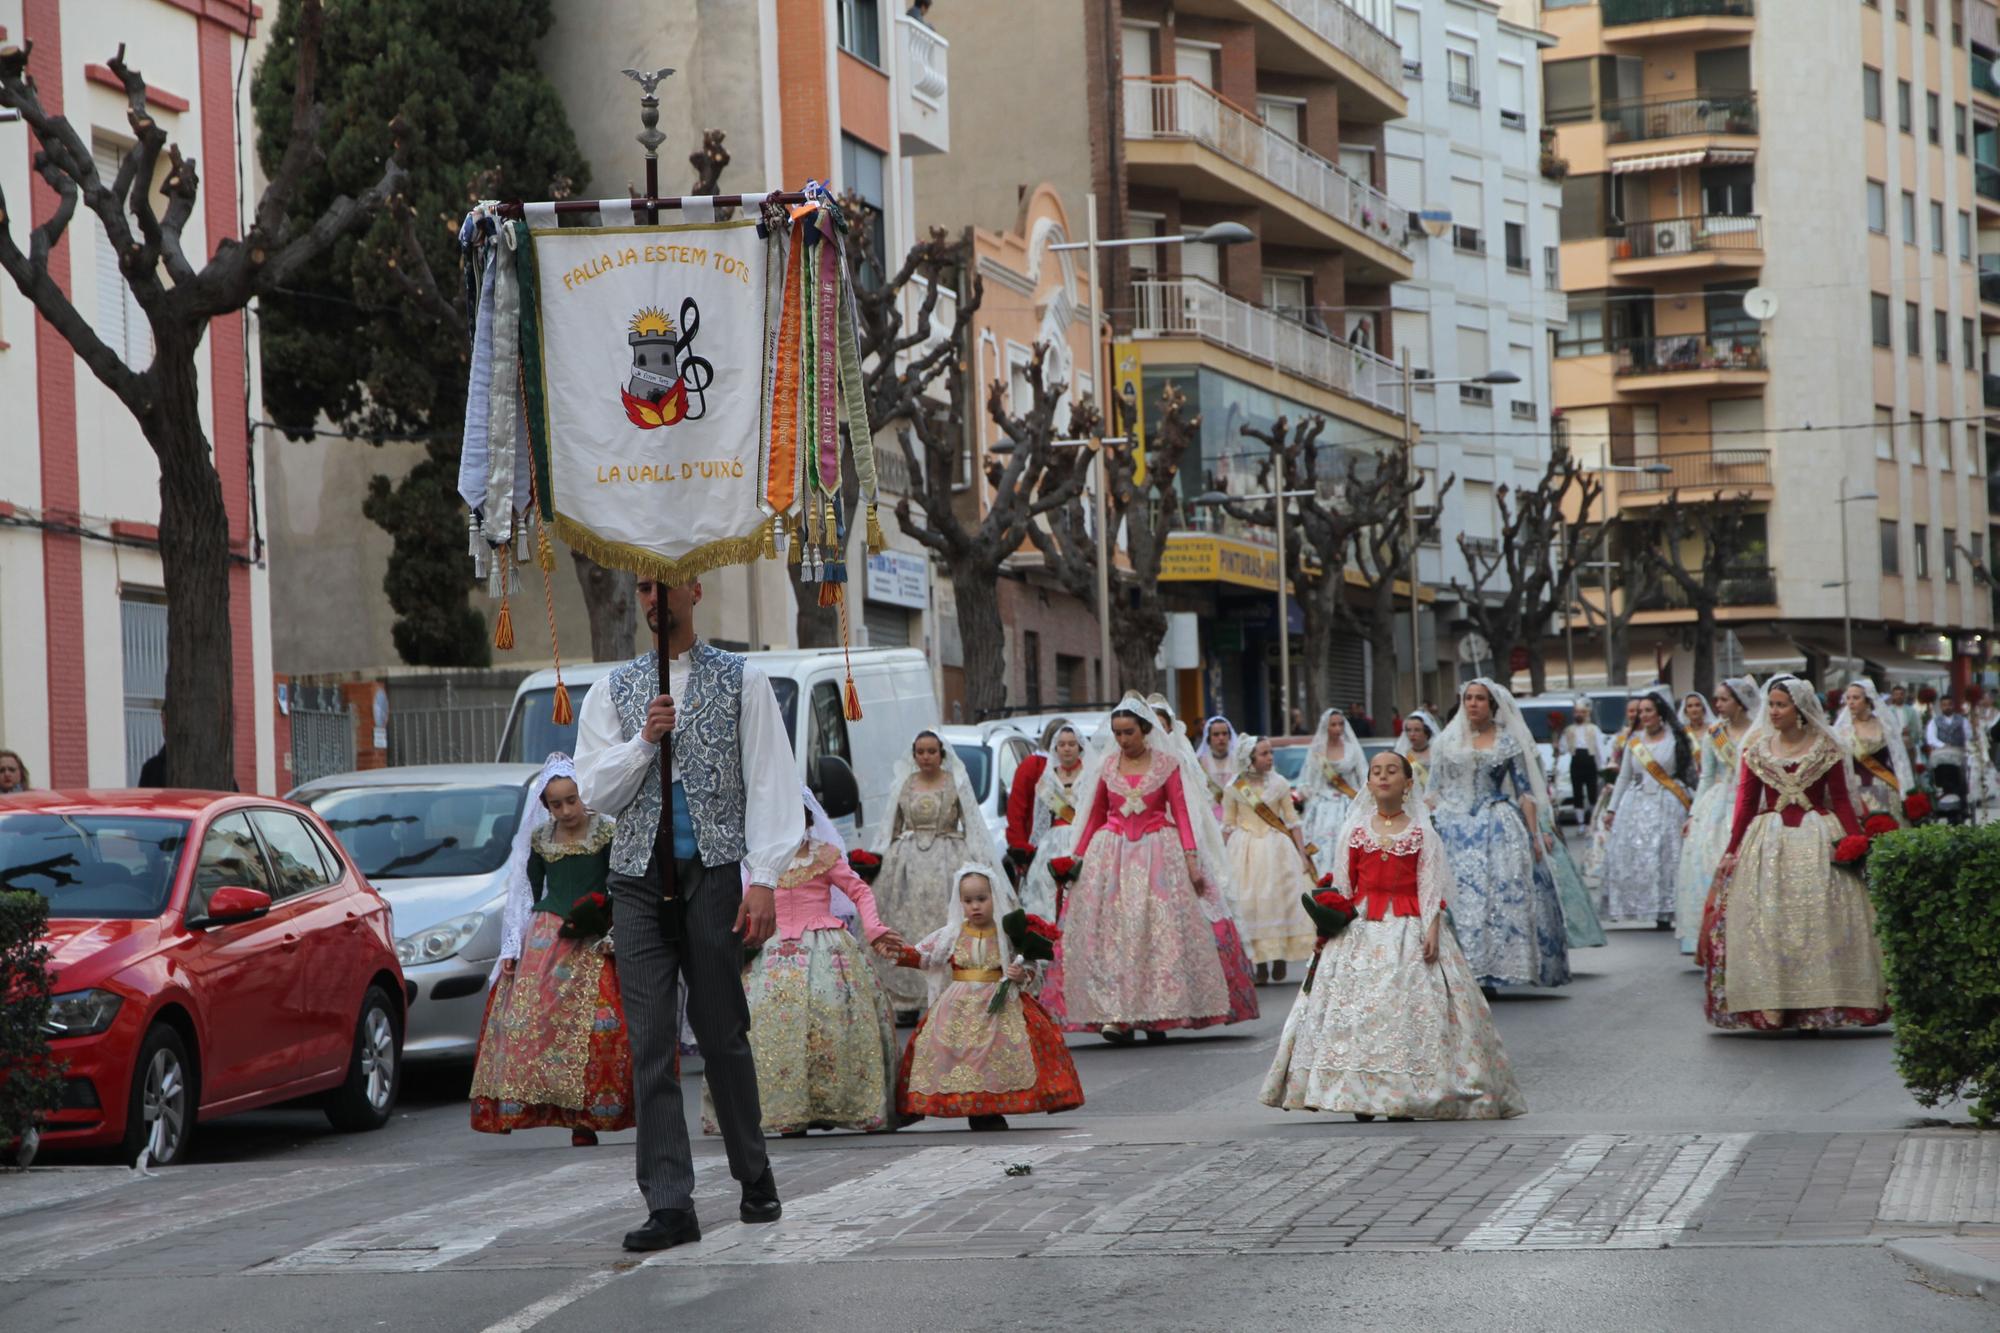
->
<box><xmin>1457</xmin><ymin>326</ymin><xmax>1491</xmax><ymax>402</ymax></box>
<box><xmin>248</xmin><ymin>809</ymin><xmax>337</xmax><ymax>900</ymax></box>
<box><xmin>1055</xmin><ymin>653</ymin><xmax>1084</xmax><ymax>706</ymax></box>
<box><xmin>1559</xmin><ymin>173</ymin><xmax>1619</xmax><ymax>242</ymax></box>
<box><xmin>1258</xmin><ymin>96</ymin><xmax>1304</xmax><ymax>143</ymax></box>
<box><xmin>1967</xmin><ymin>316</ymin><xmax>1978</xmax><ymax>369</ymax></box>
<box><xmin>1453</xmin><ymin>225</ymin><xmax>1484</xmax><ymax>253</ymax></box>
<box><xmin>840</xmin><ymin>134</ymin><xmax>888</xmax><ymax>287</ymax></box>
<box><xmin>1945</xmin><ymin>423</ymin><xmax>1958</xmax><ymax>470</ymax></box>
<box><xmin>1876</xmin><ymin>406</ymin><xmax>1895</xmax><ymax>460</ymax></box>
<box><xmin>93</xmin><ymin>138</ymin><xmax>149</xmax><ymax>369</ymax></box>
<box><xmin>1863</xmin><ymin>67</ymin><xmax>1883</xmax><ymax>122</ymax></box>
<box><xmin>1544</xmin><ymin>245</ymin><xmax>1560</xmax><ymax>289</ymax></box>
<box><xmin>1505</xmin><ymin>221</ymin><xmax>1528</xmax><ymax>272</ymax></box>
<box><xmin>1915</xmin><ymin>523</ymin><xmax>1932</xmax><ymax>578</ymax></box>
<box><xmin>1902</xmin><ymin>190</ymin><xmax>1918</xmax><ymax>244</ymax></box>
<box><xmin>1898</xmin><ymin>78</ymin><xmax>1913</xmax><ymax>133</ymax></box>
<box><xmin>1872</xmin><ymin>293</ymin><xmax>1893</xmax><ymax>347</ymax></box>
<box><xmin>1448</xmin><ymin>49</ymin><xmax>1478</xmax><ymax>104</ymax></box>
<box><xmin>1909</xmin><ymin>410</ymin><xmax>1925</xmax><ymax>461</ymax></box>
<box><xmin>1263</xmin><ymin>271</ymin><xmax>1310</xmax><ymax>321</ymax></box>
<box><xmin>1559</xmin><ymin>301</ymin><xmax>1605</xmax><ymax>356</ymax></box>
<box><xmin>1542</xmin><ymin>58</ymin><xmax>1595</xmax><ymax>123</ymax></box>
<box><xmin>1882</xmin><ymin>519</ymin><xmax>1902</xmax><ymax>574</ymax></box>
<box><xmin>1932</xmin><ymin>200</ymin><xmax>1946</xmax><ymax>252</ymax></box>
<box><xmin>1936</xmin><ymin>307</ymin><xmax>1951</xmax><ymax>362</ymax></box>
<box><xmin>1499</xmin><ymin>60</ymin><xmax>1526</xmax><ymax>127</ymax></box>
<box><xmin>1929</xmin><ymin>92</ymin><xmax>1942</xmax><ymax>144</ymax></box>
<box><xmin>1959</xmin><ymin>104</ymin><xmax>1970</xmax><ymax>154</ymax></box>
<box><xmin>1962</xmin><ymin>209</ymin><xmax>1975</xmax><ymax>261</ymax></box>
<box><xmin>1975</xmin><ymin>533</ymin><xmax>1988</xmax><ymax>574</ymax></box>
<box><xmin>1867</xmin><ymin>181</ymin><xmax>1888</xmax><ymax>233</ymax></box>
<box><xmin>190</xmin><ymin>814</ymin><xmax>274</xmax><ymax>921</ymax></box>
<box><xmin>1700</xmin><ymin>163</ymin><xmax>1754</xmax><ymax>216</ymax></box>
<box><xmin>1023</xmin><ymin>630</ymin><xmax>1042</xmax><ymax>709</ymax></box>
<box><xmin>121</xmin><ymin>593</ymin><xmax>166</xmax><ymax>786</ymax></box>
<box><xmin>1906</xmin><ymin>300</ymin><xmax>1922</xmax><ymax>354</ymax></box>
<box><xmin>837</xmin><ymin>0</ymin><xmax>882</xmax><ymax>66</ymax></box>
<box><xmin>806</xmin><ymin>680</ymin><xmax>854</xmax><ymax>777</ymax></box>
<box><xmin>1705</xmin><ymin>282</ymin><xmax>1758</xmax><ymax>337</ymax></box>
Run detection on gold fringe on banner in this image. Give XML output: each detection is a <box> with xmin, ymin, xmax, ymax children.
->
<box><xmin>550</xmin><ymin>512</ymin><xmax>765</xmax><ymax>588</ymax></box>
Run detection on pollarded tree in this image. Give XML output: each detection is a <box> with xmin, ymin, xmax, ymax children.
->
<box><xmin>0</xmin><ymin>5</ymin><xmax>408</xmax><ymax>787</ymax></box>
<box><xmin>1646</xmin><ymin>489</ymin><xmax>1764</xmax><ymax>692</ymax></box>
<box><xmin>252</xmin><ymin>0</ymin><xmax>590</xmax><ymax>666</ymax></box>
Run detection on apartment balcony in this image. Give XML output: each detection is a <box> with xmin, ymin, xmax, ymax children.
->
<box><xmin>1613</xmin><ymin>448</ymin><xmax>1774</xmax><ymax>509</ymax></box>
<box><xmin>1975</xmin><ymin>52</ymin><xmax>2000</xmax><ymax>110</ymax></box>
<box><xmin>1122</xmin><ymin>76</ymin><xmax>1416</xmax><ymax>282</ymax></box>
<box><xmin>895</xmin><ymin>14</ymin><xmax>949</xmax><ymax>155</ymax></box>
<box><xmin>1600</xmin><ymin>0</ymin><xmax>1756</xmax><ymax>45</ymax></box>
<box><xmin>1985</xmin><ymin>372</ymin><xmax>2000</xmax><ymax>409</ymax></box>
<box><xmin>1979</xmin><ymin>163</ymin><xmax>2000</xmax><ymax>219</ymax></box>
<box><xmin>1177</xmin><ymin>0</ymin><xmax>1406</xmax><ymax>123</ymax></box>
<box><xmin>1131</xmin><ymin>274</ymin><xmax>1404</xmax><ymax>420</ymax></box>
<box><xmin>1610</xmin><ymin>214</ymin><xmax>1763</xmax><ymax>277</ymax></box>
<box><xmin>1601</xmin><ymin>93</ymin><xmax>1757</xmax><ymax>180</ymax></box>
<box><xmin>1982</xmin><ymin>265</ymin><xmax>2000</xmax><ymax>330</ymax></box>
<box><xmin>1632</xmin><ymin>566</ymin><xmax>1778</xmax><ymax>613</ymax></box>
<box><xmin>1610</xmin><ymin>330</ymin><xmax>1768</xmax><ymax>394</ymax></box>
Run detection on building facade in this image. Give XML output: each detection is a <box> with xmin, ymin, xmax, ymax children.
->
<box><xmin>1543</xmin><ymin>0</ymin><xmax>1993</xmax><ymax>691</ymax></box>
<box><xmin>1388</xmin><ymin>0</ymin><xmax>1567</xmax><ymax>658</ymax></box>
<box><xmin>0</xmin><ymin>0</ymin><xmax>277</xmax><ymax>792</ymax></box>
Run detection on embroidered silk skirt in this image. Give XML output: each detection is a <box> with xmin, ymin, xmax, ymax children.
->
<box><xmin>1227</xmin><ymin>824</ymin><xmax>1318</xmax><ymax>965</ymax></box>
<box><xmin>470</xmin><ymin>914</ymin><xmax>637</xmax><ymax>1133</ymax></box>
<box><xmin>896</xmin><ymin>981</ymin><xmax>1083</xmax><ymax>1119</ymax></box>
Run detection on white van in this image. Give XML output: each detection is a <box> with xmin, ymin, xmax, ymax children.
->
<box><xmin>498</xmin><ymin>647</ymin><xmax>938</xmax><ymax>848</ymax></box>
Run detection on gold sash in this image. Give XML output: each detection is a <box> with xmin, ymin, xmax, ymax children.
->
<box><xmin>1040</xmin><ymin>778</ymin><xmax>1077</xmax><ymax>824</ymax></box>
<box><xmin>951</xmin><ymin>966</ymin><xmax>1004</xmax><ymax>982</ymax></box>
<box><xmin>1631</xmin><ymin>736</ymin><xmax>1693</xmax><ymax>811</ymax></box>
<box><xmin>1855</xmin><ymin>748</ymin><xmax>1901</xmax><ymax>792</ymax></box>
<box><xmin>1235</xmin><ymin>776</ymin><xmax>1292</xmax><ymax>835</ymax></box>
<box><xmin>1322</xmin><ymin>762</ymin><xmax>1358</xmax><ymax>799</ymax></box>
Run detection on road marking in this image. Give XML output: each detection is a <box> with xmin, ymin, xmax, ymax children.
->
<box><xmin>1880</xmin><ymin>1135</ymin><xmax>2000</xmax><ymax>1223</ymax></box>
<box><xmin>476</xmin><ymin>1268</ymin><xmax>628</xmax><ymax>1333</ymax></box>
<box><xmin>0</xmin><ymin>1165</ymin><xmax>405</xmax><ymax>1279</ymax></box>
<box><xmin>1456</xmin><ymin>1134</ymin><xmax>1751</xmax><ymax>1250</ymax></box>
<box><xmin>0</xmin><ymin>1167</ymin><xmax>141</xmax><ymax>1223</ymax></box>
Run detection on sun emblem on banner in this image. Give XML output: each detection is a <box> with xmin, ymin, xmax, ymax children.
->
<box><xmin>621</xmin><ymin>300</ymin><xmax>711</xmax><ymax>429</ymax></box>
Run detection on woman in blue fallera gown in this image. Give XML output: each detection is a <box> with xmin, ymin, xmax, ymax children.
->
<box><xmin>1427</xmin><ymin>678</ymin><xmax>1571</xmax><ymax>990</ymax></box>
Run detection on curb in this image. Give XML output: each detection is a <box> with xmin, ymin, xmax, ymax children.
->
<box><xmin>1890</xmin><ymin>1237</ymin><xmax>2000</xmax><ymax>1304</ymax></box>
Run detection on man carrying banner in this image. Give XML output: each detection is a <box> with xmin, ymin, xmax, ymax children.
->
<box><xmin>575</xmin><ymin>577</ymin><xmax>803</xmax><ymax>1252</ymax></box>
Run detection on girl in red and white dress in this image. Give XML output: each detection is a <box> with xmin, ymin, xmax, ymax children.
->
<box><xmin>1262</xmin><ymin>751</ymin><xmax>1525</xmax><ymax>1122</ymax></box>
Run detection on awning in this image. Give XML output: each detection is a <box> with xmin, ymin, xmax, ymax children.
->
<box><xmin>1787</xmin><ymin>634</ymin><xmax>1952</xmax><ymax>687</ymax></box>
<box><xmin>1609</xmin><ymin>147</ymin><xmax>1757</xmax><ymax>175</ymax></box>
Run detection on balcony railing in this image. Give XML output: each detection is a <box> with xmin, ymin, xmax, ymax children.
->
<box><xmin>1611</xmin><ymin>330</ymin><xmax>1766</xmax><ymax>376</ymax></box>
<box><xmin>1980</xmin><ymin>162</ymin><xmax>2000</xmax><ymax>202</ymax></box>
<box><xmin>1981</xmin><ymin>268</ymin><xmax>2000</xmax><ymax>304</ymax></box>
<box><xmin>1976</xmin><ymin>53</ymin><xmax>2000</xmax><ymax>98</ymax></box>
<box><xmin>1123</xmin><ymin>77</ymin><xmax>1413</xmax><ymax>255</ymax></box>
<box><xmin>1621</xmin><ymin>448</ymin><xmax>1773</xmax><ymax>493</ymax></box>
<box><xmin>1602</xmin><ymin>0</ymin><xmax>1755</xmax><ymax>24</ymax></box>
<box><xmin>1131</xmin><ymin>274</ymin><xmax>1403</xmax><ymax>416</ymax></box>
<box><xmin>1614</xmin><ymin>214</ymin><xmax>1763</xmax><ymax>259</ymax></box>
<box><xmin>1272</xmin><ymin>0</ymin><xmax>1404</xmax><ymax>91</ymax></box>
<box><xmin>1985</xmin><ymin>373</ymin><xmax>2000</xmax><ymax>408</ymax></box>
<box><xmin>1603</xmin><ymin>93</ymin><xmax>1758</xmax><ymax>143</ymax></box>
<box><xmin>902</xmin><ymin>14</ymin><xmax>948</xmax><ymax>102</ymax></box>
<box><xmin>1633</xmin><ymin>567</ymin><xmax>1777</xmax><ymax>611</ymax></box>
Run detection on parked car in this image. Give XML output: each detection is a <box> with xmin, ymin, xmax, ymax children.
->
<box><xmin>936</xmin><ymin>721</ymin><xmax>1035</xmax><ymax>849</ymax></box>
<box><xmin>498</xmin><ymin>647</ymin><xmax>939</xmax><ymax>848</ymax></box>
<box><xmin>1001</xmin><ymin>711</ymin><xmax>1109</xmax><ymax>749</ymax></box>
<box><xmin>2</xmin><ymin>790</ymin><xmax>404</xmax><ymax>1167</ymax></box>
<box><xmin>288</xmin><ymin>765</ymin><xmax>537</xmax><ymax>1065</ymax></box>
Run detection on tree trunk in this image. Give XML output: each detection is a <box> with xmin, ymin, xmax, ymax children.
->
<box><xmin>1691</xmin><ymin>604</ymin><xmax>1717</xmax><ymax>691</ymax></box>
<box><xmin>1298</xmin><ymin>590</ymin><xmax>1329</xmax><ymax>726</ymax></box>
<box><xmin>952</xmin><ymin>555</ymin><xmax>1009</xmax><ymax>719</ymax></box>
<box><xmin>569</xmin><ymin>553</ymin><xmax>636</xmax><ymax>663</ymax></box>
<box><xmin>1606</xmin><ymin>619</ymin><xmax>1631</xmax><ymax>686</ymax></box>
<box><xmin>1528</xmin><ymin>644</ymin><xmax>1550</xmax><ymax>696</ymax></box>
<box><xmin>148</xmin><ymin>348</ymin><xmax>236</xmax><ymax>790</ymax></box>
<box><xmin>1112</xmin><ymin>599</ymin><xmax>1166</xmax><ymax>702</ymax></box>
<box><xmin>1365</xmin><ymin>618</ymin><xmax>1399</xmax><ymax>729</ymax></box>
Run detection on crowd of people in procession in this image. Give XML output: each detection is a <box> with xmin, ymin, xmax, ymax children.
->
<box><xmin>346</xmin><ymin>575</ymin><xmax>2000</xmax><ymax>1252</ymax></box>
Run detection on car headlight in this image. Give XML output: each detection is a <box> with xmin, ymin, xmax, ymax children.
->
<box><xmin>44</xmin><ymin>989</ymin><xmax>124</xmax><ymax>1037</ymax></box>
<box><xmin>395</xmin><ymin>911</ymin><xmax>486</xmax><ymax>967</ymax></box>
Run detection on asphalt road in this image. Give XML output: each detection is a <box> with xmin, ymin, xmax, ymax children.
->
<box><xmin>9</xmin><ymin>884</ymin><xmax>1994</xmax><ymax>1333</ymax></box>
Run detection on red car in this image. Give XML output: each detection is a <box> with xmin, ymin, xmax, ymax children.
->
<box><xmin>0</xmin><ymin>790</ymin><xmax>405</xmax><ymax>1166</ymax></box>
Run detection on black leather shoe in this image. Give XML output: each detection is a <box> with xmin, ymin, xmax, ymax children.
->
<box><xmin>740</xmin><ymin>1167</ymin><xmax>782</xmax><ymax>1224</ymax></box>
<box><xmin>622</xmin><ymin>1207</ymin><xmax>701</xmax><ymax>1252</ymax></box>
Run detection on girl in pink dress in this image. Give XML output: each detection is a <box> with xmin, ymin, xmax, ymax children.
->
<box><xmin>1049</xmin><ymin>694</ymin><xmax>1258</xmax><ymax>1044</ymax></box>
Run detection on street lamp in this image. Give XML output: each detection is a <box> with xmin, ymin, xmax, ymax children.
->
<box><xmin>1380</xmin><ymin>361</ymin><xmax>1521</xmax><ymax>712</ymax></box>
<box><xmin>1193</xmin><ymin>486</ymin><xmax>1316</xmax><ymax>733</ymax></box>
<box><xmin>1570</xmin><ymin>462</ymin><xmax>1673</xmax><ymax>689</ymax></box>
<box><xmin>1044</xmin><ymin>202</ymin><xmax>1253</xmax><ymax>698</ymax></box>
<box><xmin>988</xmin><ymin>433</ymin><xmax>1129</xmax><ymax>699</ymax></box>
<box><xmin>1823</xmin><ymin>478</ymin><xmax>1881</xmax><ymax>681</ymax></box>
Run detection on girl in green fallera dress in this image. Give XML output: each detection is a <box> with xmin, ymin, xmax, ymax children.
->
<box><xmin>471</xmin><ymin>756</ymin><xmax>638</xmax><ymax>1145</ymax></box>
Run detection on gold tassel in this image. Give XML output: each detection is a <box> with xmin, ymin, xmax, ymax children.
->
<box><xmin>844</xmin><ymin>674</ymin><xmax>863</xmax><ymax>722</ymax></box>
<box><xmin>789</xmin><ymin>513</ymin><xmax>805</xmax><ymax>564</ymax></box>
<box><xmin>865</xmin><ymin>501</ymin><xmax>885</xmax><ymax>554</ymax></box>
<box><xmin>838</xmin><ymin>585</ymin><xmax>863</xmax><ymax>721</ymax></box>
<box><xmin>551</xmin><ymin>679</ymin><xmax>574</xmax><ymax>726</ymax></box>
<box><xmin>493</xmin><ymin>597</ymin><xmax>515</xmax><ymax>650</ymax></box>
<box><xmin>762</xmin><ymin>516</ymin><xmax>779</xmax><ymax>561</ymax></box>
<box><xmin>818</xmin><ymin>580</ymin><xmax>839</xmax><ymax>608</ymax></box>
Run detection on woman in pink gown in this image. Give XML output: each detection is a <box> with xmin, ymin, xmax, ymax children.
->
<box><xmin>1047</xmin><ymin>694</ymin><xmax>1258</xmax><ymax>1044</ymax></box>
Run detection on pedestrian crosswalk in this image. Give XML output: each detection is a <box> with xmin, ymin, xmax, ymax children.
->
<box><xmin>2</xmin><ymin>1128</ymin><xmax>1991</xmax><ymax>1290</ymax></box>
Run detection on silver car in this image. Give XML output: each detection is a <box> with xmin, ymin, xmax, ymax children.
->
<box><xmin>289</xmin><ymin>765</ymin><xmax>539</xmax><ymax>1063</ymax></box>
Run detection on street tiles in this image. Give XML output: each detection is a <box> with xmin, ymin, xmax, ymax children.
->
<box><xmin>8</xmin><ymin>1128</ymin><xmax>1997</xmax><ymax>1279</ymax></box>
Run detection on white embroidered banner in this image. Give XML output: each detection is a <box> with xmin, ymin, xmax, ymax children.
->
<box><xmin>521</xmin><ymin>218</ymin><xmax>771</xmax><ymax>581</ymax></box>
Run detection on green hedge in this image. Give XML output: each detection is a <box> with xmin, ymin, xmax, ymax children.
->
<box><xmin>0</xmin><ymin>892</ymin><xmax>62</xmax><ymax>1161</ymax></box>
<box><xmin>1868</xmin><ymin>823</ymin><xmax>2000</xmax><ymax>1125</ymax></box>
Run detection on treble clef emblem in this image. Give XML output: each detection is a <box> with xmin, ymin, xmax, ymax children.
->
<box><xmin>673</xmin><ymin>296</ymin><xmax>711</xmax><ymax>421</ymax></box>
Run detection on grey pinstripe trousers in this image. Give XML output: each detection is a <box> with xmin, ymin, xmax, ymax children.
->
<box><xmin>610</xmin><ymin>856</ymin><xmax>769</xmax><ymax>1214</ymax></box>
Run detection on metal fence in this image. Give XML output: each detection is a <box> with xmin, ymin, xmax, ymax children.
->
<box><xmin>288</xmin><ymin>685</ymin><xmax>357</xmax><ymax>788</ymax></box>
<box><xmin>387</xmin><ymin>703</ymin><xmax>513</xmax><ymax>767</ymax></box>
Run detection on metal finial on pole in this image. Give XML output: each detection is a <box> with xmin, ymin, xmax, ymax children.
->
<box><xmin>622</xmin><ymin>66</ymin><xmax>676</xmax><ymax>202</ymax></box>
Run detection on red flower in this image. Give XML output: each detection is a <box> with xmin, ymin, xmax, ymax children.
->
<box><xmin>1861</xmin><ymin>813</ymin><xmax>1899</xmax><ymax>838</ymax></box>
<box><xmin>1903</xmin><ymin>792</ymin><xmax>1933</xmax><ymax>823</ymax></box>
<box><xmin>1313</xmin><ymin>888</ymin><xmax>1353</xmax><ymax>913</ymax></box>
<box><xmin>1918</xmin><ymin>686</ymin><xmax>1939</xmax><ymax>704</ymax></box>
<box><xmin>847</xmin><ymin>850</ymin><xmax>881</xmax><ymax>868</ymax></box>
<box><xmin>1048</xmin><ymin>856</ymin><xmax>1080</xmax><ymax>881</ymax></box>
<box><xmin>1024</xmin><ymin>913</ymin><xmax>1062</xmax><ymax>944</ymax></box>
<box><xmin>1316</xmin><ymin>873</ymin><xmax>1335</xmax><ymax>890</ymax></box>
<box><xmin>1833</xmin><ymin>834</ymin><xmax>1872</xmax><ymax>865</ymax></box>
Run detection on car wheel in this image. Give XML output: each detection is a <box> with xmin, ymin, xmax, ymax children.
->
<box><xmin>325</xmin><ymin>985</ymin><xmax>401</xmax><ymax>1132</ymax></box>
<box><xmin>122</xmin><ymin>1025</ymin><xmax>194</xmax><ymax>1168</ymax></box>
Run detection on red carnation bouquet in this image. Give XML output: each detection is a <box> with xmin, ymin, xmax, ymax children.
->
<box><xmin>558</xmin><ymin>890</ymin><xmax>612</xmax><ymax>941</ymax></box>
<box><xmin>1298</xmin><ymin>881</ymin><xmax>1356</xmax><ymax>994</ymax></box>
<box><xmin>1903</xmin><ymin>791</ymin><xmax>1933</xmax><ymax>824</ymax></box>
<box><xmin>847</xmin><ymin>849</ymin><xmax>883</xmax><ymax>884</ymax></box>
<box><xmin>988</xmin><ymin>908</ymin><xmax>1060</xmax><ymax>1014</ymax></box>
<box><xmin>1831</xmin><ymin>834</ymin><xmax>1873</xmax><ymax>868</ymax></box>
<box><xmin>1861</xmin><ymin>813</ymin><xmax>1900</xmax><ymax>837</ymax></box>
<box><xmin>1047</xmin><ymin>856</ymin><xmax>1082</xmax><ymax>884</ymax></box>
